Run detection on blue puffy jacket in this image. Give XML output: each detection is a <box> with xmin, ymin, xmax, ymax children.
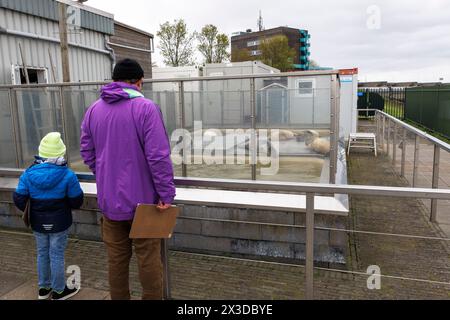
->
<box><xmin>13</xmin><ymin>163</ymin><xmax>84</xmax><ymax>233</ymax></box>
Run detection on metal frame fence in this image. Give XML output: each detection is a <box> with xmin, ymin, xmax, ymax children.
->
<box><xmin>1</xmin><ymin>75</ymin><xmax>450</xmax><ymax>299</ymax></box>
<box><xmin>359</xmin><ymin>109</ymin><xmax>450</xmax><ymax>222</ymax></box>
<box><xmin>358</xmin><ymin>87</ymin><xmax>405</xmax><ymax>120</ymax></box>
<box><xmin>0</xmin><ymin>70</ymin><xmax>341</xmax><ymax>184</ymax></box>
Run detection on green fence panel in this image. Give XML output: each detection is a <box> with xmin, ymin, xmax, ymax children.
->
<box><xmin>405</xmin><ymin>85</ymin><xmax>450</xmax><ymax>139</ymax></box>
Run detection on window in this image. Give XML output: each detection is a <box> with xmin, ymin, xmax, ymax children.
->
<box><xmin>295</xmin><ymin>79</ymin><xmax>315</xmax><ymax>97</ymax></box>
<box><xmin>11</xmin><ymin>65</ymin><xmax>49</xmax><ymax>85</ymax></box>
<box><xmin>247</xmin><ymin>40</ymin><xmax>260</xmax><ymax>47</ymax></box>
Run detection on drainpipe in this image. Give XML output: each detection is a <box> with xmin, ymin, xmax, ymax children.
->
<box><xmin>104</xmin><ymin>35</ymin><xmax>116</xmax><ymax>74</ymax></box>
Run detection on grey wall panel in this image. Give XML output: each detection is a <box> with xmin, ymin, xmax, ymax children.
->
<box><xmin>0</xmin><ymin>8</ymin><xmax>112</xmax><ymax>84</ymax></box>
<box><xmin>68</xmin><ymin>28</ymin><xmax>105</xmax><ymax>50</ymax></box>
<box><xmin>0</xmin><ymin>0</ymin><xmax>114</xmax><ymax>35</ymax></box>
<box><xmin>0</xmin><ymin>7</ymin><xmax>59</xmax><ymax>37</ymax></box>
<box><xmin>1</xmin><ymin>9</ymin><xmax>107</xmax><ymax>50</ymax></box>
<box><xmin>68</xmin><ymin>46</ymin><xmax>111</xmax><ymax>82</ymax></box>
<box><xmin>0</xmin><ymin>0</ymin><xmax>57</xmax><ymax>21</ymax></box>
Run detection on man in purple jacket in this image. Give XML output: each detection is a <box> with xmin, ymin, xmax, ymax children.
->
<box><xmin>80</xmin><ymin>59</ymin><xmax>175</xmax><ymax>300</ymax></box>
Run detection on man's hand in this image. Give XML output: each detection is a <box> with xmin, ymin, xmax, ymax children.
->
<box><xmin>156</xmin><ymin>200</ymin><xmax>171</xmax><ymax>211</ymax></box>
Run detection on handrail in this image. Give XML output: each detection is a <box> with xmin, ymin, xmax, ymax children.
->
<box><xmin>0</xmin><ymin>70</ymin><xmax>340</xmax><ymax>89</ymax></box>
<box><xmin>1</xmin><ymin>168</ymin><xmax>450</xmax><ymax>200</ymax></box>
<box><xmin>377</xmin><ymin>110</ymin><xmax>450</xmax><ymax>153</ymax></box>
<box><xmin>358</xmin><ymin>109</ymin><xmax>450</xmax><ymax>153</ymax></box>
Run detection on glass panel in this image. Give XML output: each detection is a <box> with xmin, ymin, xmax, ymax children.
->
<box><xmin>183</xmin><ymin>79</ymin><xmax>253</xmax><ymax>180</ymax></box>
<box><xmin>142</xmin><ymin>82</ymin><xmax>181</xmax><ymax>176</ymax></box>
<box><xmin>14</xmin><ymin>88</ymin><xmax>62</xmax><ymax>168</ymax></box>
<box><xmin>0</xmin><ymin>90</ymin><xmax>16</xmax><ymax>167</ymax></box>
<box><xmin>255</xmin><ymin>75</ymin><xmax>331</xmax><ymax>183</ymax></box>
<box><xmin>63</xmin><ymin>85</ymin><xmax>102</xmax><ymax>172</ymax></box>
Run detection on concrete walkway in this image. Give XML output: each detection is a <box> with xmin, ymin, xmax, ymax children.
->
<box><xmin>361</xmin><ymin>119</ymin><xmax>450</xmax><ymax>237</ymax></box>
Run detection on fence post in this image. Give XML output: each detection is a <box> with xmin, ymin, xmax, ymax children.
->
<box><xmin>392</xmin><ymin>122</ymin><xmax>397</xmax><ymax>167</ymax></box>
<box><xmin>386</xmin><ymin>118</ymin><xmax>391</xmax><ymax>157</ymax></box>
<box><xmin>381</xmin><ymin>116</ymin><xmax>385</xmax><ymax>152</ymax></box>
<box><xmin>8</xmin><ymin>88</ymin><xmax>21</xmax><ymax>168</ymax></box>
<box><xmin>220</xmin><ymin>90</ymin><xmax>225</xmax><ymax>127</ymax></box>
<box><xmin>401</xmin><ymin>128</ymin><xmax>406</xmax><ymax>177</ymax></box>
<box><xmin>161</xmin><ymin>239</ymin><xmax>171</xmax><ymax>299</ymax></box>
<box><xmin>402</xmin><ymin>88</ymin><xmax>406</xmax><ymax>120</ymax></box>
<box><xmin>412</xmin><ymin>135</ymin><xmax>420</xmax><ymax>187</ymax></box>
<box><xmin>329</xmin><ymin>74</ymin><xmax>338</xmax><ymax>184</ymax></box>
<box><xmin>305</xmin><ymin>192</ymin><xmax>315</xmax><ymax>300</ymax></box>
<box><xmin>59</xmin><ymin>86</ymin><xmax>71</xmax><ymax>166</ymax></box>
<box><xmin>430</xmin><ymin>145</ymin><xmax>441</xmax><ymax>222</ymax></box>
<box><xmin>375</xmin><ymin>112</ymin><xmax>380</xmax><ymax>146</ymax></box>
<box><xmin>250</xmin><ymin>77</ymin><xmax>257</xmax><ymax>180</ymax></box>
<box><xmin>179</xmin><ymin>81</ymin><xmax>187</xmax><ymax>177</ymax></box>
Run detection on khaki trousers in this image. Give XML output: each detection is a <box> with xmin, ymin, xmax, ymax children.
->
<box><xmin>101</xmin><ymin>216</ymin><xmax>163</xmax><ymax>300</ymax></box>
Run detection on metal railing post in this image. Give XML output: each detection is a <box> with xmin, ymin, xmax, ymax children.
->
<box><xmin>376</xmin><ymin>112</ymin><xmax>381</xmax><ymax>147</ymax></box>
<box><xmin>392</xmin><ymin>122</ymin><xmax>397</xmax><ymax>166</ymax></box>
<box><xmin>8</xmin><ymin>88</ymin><xmax>20</xmax><ymax>168</ymax></box>
<box><xmin>161</xmin><ymin>239</ymin><xmax>171</xmax><ymax>299</ymax></box>
<box><xmin>250</xmin><ymin>77</ymin><xmax>257</xmax><ymax>180</ymax></box>
<box><xmin>430</xmin><ymin>145</ymin><xmax>441</xmax><ymax>222</ymax></box>
<box><xmin>179</xmin><ymin>81</ymin><xmax>188</xmax><ymax>177</ymax></box>
<box><xmin>59</xmin><ymin>86</ymin><xmax>71</xmax><ymax>166</ymax></box>
<box><xmin>386</xmin><ymin>118</ymin><xmax>391</xmax><ymax>157</ymax></box>
<box><xmin>413</xmin><ymin>135</ymin><xmax>420</xmax><ymax>187</ymax></box>
<box><xmin>381</xmin><ymin>116</ymin><xmax>385</xmax><ymax>152</ymax></box>
<box><xmin>329</xmin><ymin>74</ymin><xmax>338</xmax><ymax>184</ymax></box>
<box><xmin>220</xmin><ymin>90</ymin><xmax>225</xmax><ymax>127</ymax></box>
<box><xmin>401</xmin><ymin>128</ymin><xmax>406</xmax><ymax>177</ymax></box>
<box><xmin>305</xmin><ymin>192</ymin><xmax>315</xmax><ymax>300</ymax></box>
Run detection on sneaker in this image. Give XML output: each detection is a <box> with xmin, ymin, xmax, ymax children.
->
<box><xmin>38</xmin><ymin>287</ymin><xmax>52</xmax><ymax>300</ymax></box>
<box><xmin>51</xmin><ymin>286</ymin><xmax>80</xmax><ymax>300</ymax></box>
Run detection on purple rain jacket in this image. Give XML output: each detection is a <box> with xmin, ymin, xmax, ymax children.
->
<box><xmin>80</xmin><ymin>82</ymin><xmax>176</xmax><ymax>221</ymax></box>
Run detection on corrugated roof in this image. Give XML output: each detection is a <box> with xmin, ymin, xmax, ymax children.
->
<box><xmin>0</xmin><ymin>0</ymin><xmax>114</xmax><ymax>35</ymax></box>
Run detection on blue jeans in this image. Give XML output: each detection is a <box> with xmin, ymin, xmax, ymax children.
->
<box><xmin>34</xmin><ymin>229</ymin><xmax>69</xmax><ymax>293</ymax></box>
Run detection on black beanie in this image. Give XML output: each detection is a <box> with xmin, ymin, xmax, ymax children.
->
<box><xmin>112</xmin><ymin>58</ymin><xmax>144</xmax><ymax>81</ymax></box>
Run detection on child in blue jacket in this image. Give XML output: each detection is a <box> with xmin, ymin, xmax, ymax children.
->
<box><xmin>13</xmin><ymin>132</ymin><xmax>84</xmax><ymax>300</ymax></box>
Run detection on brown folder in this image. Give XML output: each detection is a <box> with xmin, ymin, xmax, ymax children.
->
<box><xmin>129</xmin><ymin>204</ymin><xmax>179</xmax><ymax>239</ymax></box>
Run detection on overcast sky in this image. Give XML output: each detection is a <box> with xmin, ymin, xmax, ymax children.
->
<box><xmin>88</xmin><ymin>0</ymin><xmax>450</xmax><ymax>82</ymax></box>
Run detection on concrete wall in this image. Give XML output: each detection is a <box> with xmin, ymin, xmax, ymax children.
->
<box><xmin>0</xmin><ymin>188</ymin><xmax>348</xmax><ymax>267</ymax></box>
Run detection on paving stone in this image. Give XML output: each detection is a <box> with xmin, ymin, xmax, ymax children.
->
<box><xmin>0</xmin><ymin>271</ymin><xmax>30</xmax><ymax>298</ymax></box>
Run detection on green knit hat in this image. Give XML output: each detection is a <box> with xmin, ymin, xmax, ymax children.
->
<box><xmin>39</xmin><ymin>132</ymin><xmax>66</xmax><ymax>159</ymax></box>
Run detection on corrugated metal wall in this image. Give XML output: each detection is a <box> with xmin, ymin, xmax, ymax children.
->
<box><xmin>0</xmin><ymin>0</ymin><xmax>114</xmax><ymax>34</ymax></box>
<box><xmin>0</xmin><ymin>8</ymin><xmax>112</xmax><ymax>84</ymax></box>
<box><xmin>0</xmin><ymin>0</ymin><xmax>58</xmax><ymax>21</ymax></box>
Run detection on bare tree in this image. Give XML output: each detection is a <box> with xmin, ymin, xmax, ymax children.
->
<box><xmin>157</xmin><ymin>19</ymin><xmax>196</xmax><ymax>66</ymax></box>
